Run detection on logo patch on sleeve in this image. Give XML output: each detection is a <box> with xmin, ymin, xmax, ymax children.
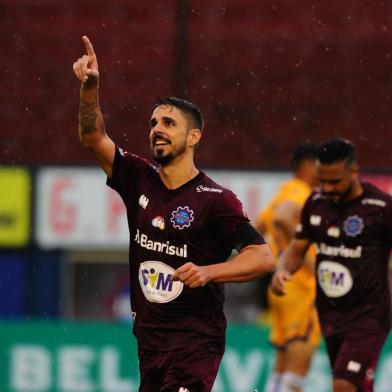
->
<box><xmin>171</xmin><ymin>206</ymin><xmax>194</xmax><ymax>229</ymax></box>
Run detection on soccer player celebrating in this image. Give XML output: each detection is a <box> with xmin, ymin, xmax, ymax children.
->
<box><xmin>73</xmin><ymin>36</ymin><xmax>275</xmax><ymax>392</ymax></box>
<box><xmin>271</xmin><ymin>138</ymin><xmax>392</xmax><ymax>392</ymax></box>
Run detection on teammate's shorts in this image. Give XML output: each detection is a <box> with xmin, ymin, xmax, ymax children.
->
<box><xmin>325</xmin><ymin>326</ymin><xmax>389</xmax><ymax>391</ymax></box>
<box><xmin>138</xmin><ymin>344</ymin><xmax>223</xmax><ymax>392</ymax></box>
<box><xmin>268</xmin><ymin>280</ymin><xmax>321</xmax><ymax>349</ymax></box>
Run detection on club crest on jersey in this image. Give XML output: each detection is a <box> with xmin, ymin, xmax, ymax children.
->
<box><xmin>152</xmin><ymin>216</ymin><xmax>165</xmax><ymax>230</ymax></box>
<box><xmin>343</xmin><ymin>215</ymin><xmax>364</xmax><ymax>237</ymax></box>
<box><xmin>171</xmin><ymin>206</ymin><xmax>194</xmax><ymax>229</ymax></box>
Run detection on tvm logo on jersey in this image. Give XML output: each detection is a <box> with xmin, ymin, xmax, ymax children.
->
<box><xmin>139</xmin><ymin>261</ymin><xmax>183</xmax><ymax>303</ymax></box>
<box><xmin>317</xmin><ymin>261</ymin><xmax>353</xmax><ymax>298</ymax></box>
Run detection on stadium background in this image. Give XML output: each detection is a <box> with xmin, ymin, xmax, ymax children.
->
<box><xmin>1</xmin><ymin>1</ymin><xmax>392</xmax><ymax>391</ymax></box>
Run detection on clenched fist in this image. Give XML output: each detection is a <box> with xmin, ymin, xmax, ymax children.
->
<box><xmin>172</xmin><ymin>262</ymin><xmax>211</xmax><ymax>288</ymax></box>
<box><xmin>270</xmin><ymin>268</ymin><xmax>292</xmax><ymax>296</ymax></box>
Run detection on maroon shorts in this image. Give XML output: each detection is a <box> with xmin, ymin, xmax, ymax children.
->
<box><xmin>325</xmin><ymin>327</ymin><xmax>388</xmax><ymax>392</ymax></box>
<box><xmin>138</xmin><ymin>344</ymin><xmax>223</xmax><ymax>392</ymax></box>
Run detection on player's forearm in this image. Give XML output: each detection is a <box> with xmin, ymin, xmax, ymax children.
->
<box><xmin>302</xmin><ymin>254</ymin><xmax>316</xmax><ymax>274</ymax></box>
<box><xmin>279</xmin><ymin>244</ymin><xmax>305</xmax><ymax>275</ymax></box>
<box><xmin>79</xmin><ymin>82</ymin><xmax>106</xmax><ymax>148</ymax></box>
<box><xmin>208</xmin><ymin>244</ymin><xmax>276</xmax><ymax>283</ymax></box>
<box><xmin>274</xmin><ymin>219</ymin><xmax>296</xmax><ymax>244</ymax></box>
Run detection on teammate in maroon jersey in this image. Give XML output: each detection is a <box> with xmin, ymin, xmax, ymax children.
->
<box><xmin>271</xmin><ymin>138</ymin><xmax>392</xmax><ymax>392</ymax></box>
<box><xmin>73</xmin><ymin>36</ymin><xmax>275</xmax><ymax>392</ymax></box>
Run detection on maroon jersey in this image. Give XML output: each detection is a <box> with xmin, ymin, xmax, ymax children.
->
<box><xmin>296</xmin><ymin>182</ymin><xmax>392</xmax><ymax>336</ymax></box>
<box><xmin>107</xmin><ymin>147</ymin><xmax>264</xmax><ymax>352</ymax></box>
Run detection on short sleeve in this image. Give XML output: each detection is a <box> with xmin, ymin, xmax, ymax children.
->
<box><xmin>106</xmin><ymin>146</ymin><xmax>151</xmax><ymax>202</ymax></box>
<box><xmin>385</xmin><ymin>196</ymin><xmax>392</xmax><ymax>248</ymax></box>
<box><xmin>212</xmin><ymin>190</ymin><xmax>265</xmax><ymax>250</ymax></box>
<box><xmin>295</xmin><ymin>193</ymin><xmax>314</xmax><ymax>240</ymax></box>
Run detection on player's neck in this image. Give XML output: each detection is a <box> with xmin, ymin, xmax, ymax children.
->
<box><xmin>345</xmin><ymin>180</ymin><xmax>363</xmax><ymax>203</ymax></box>
<box><xmin>159</xmin><ymin>156</ymin><xmax>199</xmax><ymax>190</ymax></box>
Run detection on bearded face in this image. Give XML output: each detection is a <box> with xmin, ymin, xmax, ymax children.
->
<box><xmin>149</xmin><ymin>105</ymin><xmax>193</xmax><ymax>166</ymax></box>
<box><xmin>151</xmin><ymin>130</ymin><xmax>187</xmax><ymax>166</ymax></box>
<box><xmin>318</xmin><ymin>161</ymin><xmax>357</xmax><ymax>203</ymax></box>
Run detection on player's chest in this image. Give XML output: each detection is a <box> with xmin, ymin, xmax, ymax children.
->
<box><xmin>308</xmin><ymin>203</ymin><xmax>384</xmax><ymax>243</ymax></box>
<box><xmin>133</xmin><ymin>187</ymin><xmax>211</xmax><ymax>237</ymax></box>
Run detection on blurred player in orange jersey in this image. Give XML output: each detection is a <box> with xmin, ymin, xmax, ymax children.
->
<box><xmin>256</xmin><ymin>143</ymin><xmax>321</xmax><ymax>392</ymax></box>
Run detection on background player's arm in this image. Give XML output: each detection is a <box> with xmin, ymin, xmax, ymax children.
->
<box><xmin>273</xmin><ymin>200</ymin><xmax>315</xmax><ymax>272</ymax></box>
<box><xmin>73</xmin><ymin>36</ymin><xmax>115</xmax><ymax>178</ymax></box>
<box><xmin>270</xmin><ymin>238</ymin><xmax>311</xmax><ymax>295</ymax></box>
<box><xmin>172</xmin><ymin>243</ymin><xmax>276</xmax><ymax>288</ymax></box>
<box><xmin>272</xmin><ymin>200</ymin><xmax>299</xmax><ymax>242</ymax></box>
<box><xmin>255</xmin><ymin>212</ymin><xmax>267</xmax><ymax>236</ymax></box>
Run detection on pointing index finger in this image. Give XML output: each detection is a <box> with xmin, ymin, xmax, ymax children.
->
<box><xmin>82</xmin><ymin>35</ymin><xmax>95</xmax><ymax>57</ymax></box>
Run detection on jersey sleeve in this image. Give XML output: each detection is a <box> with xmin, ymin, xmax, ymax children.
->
<box><xmin>106</xmin><ymin>146</ymin><xmax>150</xmax><ymax>202</ymax></box>
<box><xmin>295</xmin><ymin>193</ymin><xmax>314</xmax><ymax>240</ymax></box>
<box><xmin>385</xmin><ymin>195</ymin><xmax>392</xmax><ymax>248</ymax></box>
<box><xmin>212</xmin><ymin>190</ymin><xmax>265</xmax><ymax>251</ymax></box>
<box><xmin>282</xmin><ymin>184</ymin><xmax>309</xmax><ymax>207</ymax></box>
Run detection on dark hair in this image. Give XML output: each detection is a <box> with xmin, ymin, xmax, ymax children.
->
<box><xmin>290</xmin><ymin>142</ymin><xmax>318</xmax><ymax>170</ymax></box>
<box><xmin>317</xmin><ymin>138</ymin><xmax>356</xmax><ymax>165</ymax></box>
<box><xmin>154</xmin><ymin>97</ymin><xmax>204</xmax><ymax>132</ymax></box>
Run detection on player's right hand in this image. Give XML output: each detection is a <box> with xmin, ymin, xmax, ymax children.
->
<box><xmin>73</xmin><ymin>36</ymin><xmax>99</xmax><ymax>84</ymax></box>
<box><xmin>270</xmin><ymin>268</ymin><xmax>291</xmax><ymax>296</ymax></box>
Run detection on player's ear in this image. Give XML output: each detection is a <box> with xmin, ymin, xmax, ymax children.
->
<box><xmin>350</xmin><ymin>163</ymin><xmax>359</xmax><ymax>177</ymax></box>
<box><xmin>188</xmin><ymin>128</ymin><xmax>202</xmax><ymax>147</ymax></box>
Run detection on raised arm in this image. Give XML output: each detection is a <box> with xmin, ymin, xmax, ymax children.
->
<box><xmin>73</xmin><ymin>36</ymin><xmax>115</xmax><ymax>177</ymax></box>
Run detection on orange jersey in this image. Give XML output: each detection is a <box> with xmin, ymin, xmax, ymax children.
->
<box><xmin>257</xmin><ymin>178</ymin><xmax>315</xmax><ymax>289</ymax></box>
<box><xmin>258</xmin><ymin>178</ymin><xmax>320</xmax><ymax>347</ymax></box>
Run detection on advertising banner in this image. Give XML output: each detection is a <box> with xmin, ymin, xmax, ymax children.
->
<box><xmin>35</xmin><ymin>168</ymin><xmax>129</xmax><ymax>249</ymax></box>
<box><xmin>362</xmin><ymin>174</ymin><xmax>392</xmax><ymax>195</ymax></box>
<box><xmin>34</xmin><ymin>167</ymin><xmax>289</xmax><ymax>249</ymax></box>
<box><xmin>0</xmin><ymin>168</ymin><xmax>30</xmax><ymax>247</ymax></box>
<box><xmin>35</xmin><ymin>167</ymin><xmax>392</xmax><ymax>249</ymax></box>
<box><xmin>1</xmin><ymin>321</ymin><xmax>392</xmax><ymax>392</ymax></box>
